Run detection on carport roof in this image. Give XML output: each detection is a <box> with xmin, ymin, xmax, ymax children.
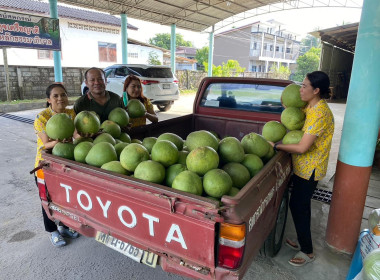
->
<box><xmin>310</xmin><ymin>22</ymin><xmax>358</xmax><ymax>53</ymax></box>
<box><xmin>57</xmin><ymin>0</ymin><xmax>283</xmax><ymax>32</ymax></box>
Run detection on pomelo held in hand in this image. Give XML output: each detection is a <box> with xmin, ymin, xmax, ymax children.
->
<box><xmin>241</xmin><ymin>132</ymin><xmax>269</xmax><ymax>158</ymax></box>
<box><xmin>282</xmin><ymin>130</ymin><xmax>304</xmax><ymax>144</ymax></box>
<box><xmin>262</xmin><ymin>121</ymin><xmax>287</xmax><ymax>143</ymax></box>
<box><xmin>127</xmin><ymin>99</ymin><xmax>146</xmax><ymax>118</ymax></box>
<box><xmin>108</xmin><ymin>107</ymin><xmax>129</xmax><ymax>127</ymax></box>
<box><xmin>46</xmin><ymin>113</ymin><xmax>75</xmax><ymax>140</ymax></box>
<box><xmin>281</xmin><ymin>107</ymin><xmax>305</xmax><ymax>130</ymax></box>
<box><xmin>74</xmin><ymin>111</ymin><xmax>100</xmax><ymax>136</ymax></box>
<box><xmin>281</xmin><ymin>84</ymin><xmax>306</xmax><ymax>108</ymax></box>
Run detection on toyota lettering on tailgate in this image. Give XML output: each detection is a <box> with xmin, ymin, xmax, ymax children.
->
<box><xmin>59</xmin><ymin>183</ymin><xmax>188</xmax><ymax>249</ymax></box>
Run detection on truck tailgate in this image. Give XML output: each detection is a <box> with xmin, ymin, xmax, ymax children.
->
<box><xmin>42</xmin><ymin>155</ymin><xmax>219</xmax><ymax>270</ymax></box>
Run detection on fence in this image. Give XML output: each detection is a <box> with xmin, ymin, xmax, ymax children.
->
<box><xmin>0</xmin><ymin>67</ymin><xmax>290</xmax><ymax>101</ymax></box>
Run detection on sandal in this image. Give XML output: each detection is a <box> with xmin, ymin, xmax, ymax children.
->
<box><xmin>50</xmin><ymin>231</ymin><xmax>66</xmax><ymax>247</ymax></box>
<box><xmin>288</xmin><ymin>251</ymin><xmax>315</xmax><ymax>267</ymax></box>
<box><xmin>285</xmin><ymin>238</ymin><xmax>300</xmax><ymax>251</ymax></box>
<box><xmin>58</xmin><ymin>226</ymin><xmax>79</xmax><ymax>239</ymax></box>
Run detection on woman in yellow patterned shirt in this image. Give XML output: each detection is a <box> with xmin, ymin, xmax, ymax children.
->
<box><xmin>270</xmin><ymin>71</ymin><xmax>334</xmax><ymax>267</ymax></box>
<box><xmin>34</xmin><ymin>83</ymin><xmax>79</xmax><ymax>247</ymax></box>
<box><xmin>122</xmin><ymin>75</ymin><xmax>158</xmax><ymax>127</ymax></box>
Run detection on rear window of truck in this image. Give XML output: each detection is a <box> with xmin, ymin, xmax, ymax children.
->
<box><xmin>200</xmin><ymin>83</ymin><xmax>285</xmax><ymax>113</ymax></box>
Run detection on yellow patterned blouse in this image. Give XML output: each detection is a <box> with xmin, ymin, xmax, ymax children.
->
<box><xmin>292</xmin><ymin>99</ymin><xmax>334</xmax><ymax>181</ymax></box>
<box><xmin>129</xmin><ymin>98</ymin><xmax>153</xmax><ymax>128</ymax></box>
<box><xmin>34</xmin><ymin>107</ymin><xmax>76</xmax><ymax>168</ymax></box>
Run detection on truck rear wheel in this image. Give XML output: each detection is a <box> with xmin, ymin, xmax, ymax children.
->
<box><xmin>260</xmin><ymin>187</ymin><xmax>289</xmax><ymax>257</ymax></box>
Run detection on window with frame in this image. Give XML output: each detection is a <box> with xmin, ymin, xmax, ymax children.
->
<box><xmin>98</xmin><ymin>42</ymin><xmax>117</xmax><ymax>62</ymax></box>
<box><xmin>200</xmin><ymin>82</ymin><xmax>285</xmax><ymax>113</ymax></box>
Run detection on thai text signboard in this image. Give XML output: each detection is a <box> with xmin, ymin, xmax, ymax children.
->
<box><xmin>0</xmin><ymin>10</ymin><xmax>61</xmax><ymax>50</ymax></box>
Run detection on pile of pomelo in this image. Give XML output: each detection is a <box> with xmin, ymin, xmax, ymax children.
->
<box><xmin>45</xmin><ymin>110</ymin><xmax>278</xmax><ymax>204</ymax></box>
<box><xmin>262</xmin><ymin>83</ymin><xmax>305</xmax><ymax>145</ymax></box>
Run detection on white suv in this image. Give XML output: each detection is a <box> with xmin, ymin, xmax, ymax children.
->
<box><xmin>82</xmin><ymin>64</ymin><xmax>180</xmax><ymax>112</ymax></box>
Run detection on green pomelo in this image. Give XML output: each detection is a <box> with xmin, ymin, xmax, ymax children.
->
<box><xmin>222</xmin><ymin>162</ymin><xmax>251</xmax><ymax>189</ymax></box>
<box><xmin>85</xmin><ymin>142</ymin><xmax>117</xmax><ymax>167</ymax></box>
<box><xmin>46</xmin><ymin>113</ymin><xmax>75</xmax><ymax>140</ymax></box>
<box><xmin>227</xmin><ymin>187</ymin><xmax>240</xmax><ymax>197</ymax></box>
<box><xmin>157</xmin><ymin>133</ymin><xmax>184</xmax><ymax>151</ymax></box>
<box><xmin>73</xmin><ymin>137</ymin><xmax>93</xmax><ymax>145</ymax></box>
<box><xmin>281</xmin><ymin>107</ymin><xmax>305</xmax><ymax>130</ymax></box>
<box><xmin>151</xmin><ymin>140</ymin><xmax>179</xmax><ymax>167</ymax></box>
<box><xmin>134</xmin><ymin>160</ymin><xmax>165</xmax><ymax>184</ymax></box>
<box><xmin>90</xmin><ymin>111</ymin><xmax>100</xmax><ymax>121</ymax></box>
<box><xmin>115</xmin><ymin>139</ymin><xmax>122</xmax><ymax>144</ymax></box>
<box><xmin>131</xmin><ymin>139</ymin><xmax>143</xmax><ymax>145</ymax></box>
<box><xmin>165</xmin><ymin>163</ymin><xmax>187</xmax><ymax>187</ymax></box>
<box><xmin>185</xmin><ymin>130</ymin><xmax>219</xmax><ymax>152</ymax></box>
<box><xmin>118</xmin><ymin>132</ymin><xmax>131</xmax><ymax>143</ymax></box>
<box><xmin>262</xmin><ymin>121</ymin><xmax>287</xmax><ymax>142</ymax></box>
<box><xmin>241</xmin><ymin>154</ymin><xmax>264</xmax><ymax>177</ymax></box>
<box><xmin>52</xmin><ymin>142</ymin><xmax>75</xmax><ymax>160</ymax></box>
<box><xmin>74</xmin><ymin>111</ymin><xmax>100</xmax><ymax>136</ymax></box>
<box><xmin>127</xmin><ymin>99</ymin><xmax>146</xmax><ymax>118</ymax></box>
<box><xmin>262</xmin><ymin>145</ymin><xmax>275</xmax><ymax>163</ymax></box>
<box><xmin>142</xmin><ymin>137</ymin><xmax>157</xmax><ymax>153</ymax></box>
<box><xmin>93</xmin><ymin>133</ymin><xmax>116</xmax><ymax>145</ymax></box>
<box><xmin>209</xmin><ymin>131</ymin><xmax>220</xmax><ymax>141</ymax></box>
<box><xmin>282</xmin><ymin>130</ymin><xmax>304</xmax><ymax>144</ymax></box>
<box><xmin>114</xmin><ymin>142</ymin><xmax>129</xmax><ymax>158</ymax></box>
<box><xmin>186</xmin><ymin>146</ymin><xmax>219</xmax><ymax>176</ymax></box>
<box><xmin>218</xmin><ymin>137</ymin><xmax>245</xmax><ymax>163</ymax></box>
<box><xmin>108</xmin><ymin>107</ymin><xmax>129</xmax><ymax>128</ymax></box>
<box><xmin>100</xmin><ymin>120</ymin><xmax>121</xmax><ymax>139</ymax></box>
<box><xmin>119</xmin><ymin>143</ymin><xmax>150</xmax><ymax>172</ymax></box>
<box><xmin>101</xmin><ymin>161</ymin><xmax>129</xmax><ymax>175</ymax></box>
<box><xmin>172</xmin><ymin>171</ymin><xmax>203</xmax><ymax>196</ymax></box>
<box><xmin>74</xmin><ymin>141</ymin><xmax>94</xmax><ymax>163</ymax></box>
<box><xmin>241</xmin><ymin>132</ymin><xmax>270</xmax><ymax>158</ymax></box>
<box><xmin>177</xmin><ymin>150</ymin><xmax>189</xmax><ymax>165</ymax></box>
<box><xmin>363</xmin><ymin>248</ymin><xmax>380</xmax><ymax>280</ymax></box>
<box><xmin>281</xmin><ymin>84</ymin><xmax>306</xmax><ymax>108</ymax></box>
<box><xmin>203</xmin><ymin>169</ymin><xmax>232</xmax><ymax>198</ymax></box>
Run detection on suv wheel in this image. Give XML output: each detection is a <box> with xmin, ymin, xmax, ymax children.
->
<box><xmin>156</xmin><ymin>103</ymin><xmax>172</xmax><ymax>112</ymax></box>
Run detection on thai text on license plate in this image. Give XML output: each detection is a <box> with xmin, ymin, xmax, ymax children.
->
<box><xmin>95</xmin><ymin>231</ymin><xmax>158</xmax><ymax>267</ymax></box>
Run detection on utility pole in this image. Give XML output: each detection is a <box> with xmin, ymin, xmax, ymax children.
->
<box><xmin>2</xmin><ymin>48</ymin><xmax>11</xmax><ymax>101</ymax></box>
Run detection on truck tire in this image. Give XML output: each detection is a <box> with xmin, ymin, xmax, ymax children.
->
<box><xmin>260</xmin><ymin>187</ymin><xmax>289</xmax><ymax>257</ymax></box>
<box><xmin>156</xmin><ymin>103</ymin><xmax>172</xmax><ymax>112</ymax></box>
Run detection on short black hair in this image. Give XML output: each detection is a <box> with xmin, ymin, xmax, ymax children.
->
<box><xmin>306</xmin><ymin>71</ymin><xmax>331</xmax><ymax>99</ymax></box>
<box><xmin>84</xmin><ymin>67</ymin><xmax>106</xmax><ymax>80</ymax></box>
<box><xmin>45</xmin><ymin>83</ymin><xmax>67</xmax><ymax>107</ymax></box>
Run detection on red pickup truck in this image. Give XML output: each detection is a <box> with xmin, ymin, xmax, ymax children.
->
<box><xmin>37</xmin><ymin>77</ymin><xmax>293</xmax><ymax>279</ymax></box>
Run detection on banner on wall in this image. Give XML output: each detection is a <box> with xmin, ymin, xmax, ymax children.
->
<box><xmin>0</xmin><ymin>10</ymin><xmax>61</xmax><ymax>50</ymax></box>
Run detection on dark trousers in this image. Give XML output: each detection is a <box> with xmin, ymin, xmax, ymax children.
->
<box><xmin>289</xmin><ymin>171</ymin><xmax>318</xmax><ymax>254</ymax></box>
<box><xmin>35</xmin><ymin>176</ymin><xmax>66</xmax><ymax>233</ymax></box>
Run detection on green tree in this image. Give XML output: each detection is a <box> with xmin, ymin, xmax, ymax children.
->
<box><xmin>293</xmin><ymin>47</ymin><xmax>321</xmax><ymax>82</ymax></box>
<box><xmin>149</xmin><ymin>33</ymin><xmax>193</xmax><ymax>50</ymax></box>
<box><xmin>195</xmin><ymin>46</ymin><xmax>209</xmax><ymax>70</ymax></box>
<box><xmin>203</xmin><ymin>60</ymin><xmax>245</xmax><ymax>77</ymax></box>
<box><xmin>269</xmin><ymin>63</ymin><xmax>291</xmax><ymax>79</ymax></box>
<box><xmin>148</xmin><ymin>51</ymin><xmax>161</xmax><ymax>65</ymax></box>
<box><xmin>299</xmin><ymin>35</ymin><xmax>321</xmax><ymax>55</ymax></box>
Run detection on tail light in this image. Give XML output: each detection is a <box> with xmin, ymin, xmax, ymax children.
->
<box><xmin>36</xmin><ymin>169</ymin><xmax>48</xmax><ymax>201</ymax></box>
<box><xmin>141</xmin><ymin>79</ymin><xmax>159</xmax><ymax>85</ymax></box>
<box><xmin>173</xmin><ymin>79</ymin><xmax>179</xmax><ymax>84</ymax></box>
<box><xmin>218</xmin><ymin>223</ymin><xmax>246</xmax><ymax>269</ymax></box>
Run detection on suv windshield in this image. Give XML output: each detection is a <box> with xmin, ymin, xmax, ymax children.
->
<box><xmin>128</xmin><ymin>67</ymin><xmax>173</xmax><ymax>78</ymax></box>
<box><xmin>200</xmin><ymin>82</ymin><xmax>285</xmax><ymax>113</ymax></box>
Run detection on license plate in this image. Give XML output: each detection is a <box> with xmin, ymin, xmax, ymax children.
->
<box><xmin>163</xmin><ymin>84</ymin><xmax>171</xmax><ymax>89</ymax></box>
<box><xmin>95</xmin><ymin>231</ymin><xmax>158</xmax><ymax>267</ymax></box>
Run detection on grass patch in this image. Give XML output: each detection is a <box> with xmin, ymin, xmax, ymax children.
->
<box><xmin>180</xmin><ymin>89</ymin><xmax>197</xmax><ymax>95</ymax></box>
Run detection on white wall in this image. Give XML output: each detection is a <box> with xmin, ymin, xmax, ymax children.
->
<box><xmin>0</xmin><ymin>18</ymin><xmax>163</xmax><ymax>67</ymax></box>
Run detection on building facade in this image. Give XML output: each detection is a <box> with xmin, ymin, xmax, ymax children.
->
<box><xmin>0</xmin><ymin>0</ymin><xmax>164</xmax><ymax>67</ymax></box>
<box><xmin>213</xmin><ymin>20</ymin><xmax>301</xmax><ymax>73</ymax></box>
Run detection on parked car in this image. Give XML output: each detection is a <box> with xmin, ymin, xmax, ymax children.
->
<box><xmin>81</xmin><ymin>64</ymin><xmax>180</xmax><ymax>112</ymax></box>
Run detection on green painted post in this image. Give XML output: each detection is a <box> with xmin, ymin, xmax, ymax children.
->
<box><xmin>121</xmin><ymin>14</ymin><xmax>128</xmax><ymax>64</ymax></box>
<box><xmin>208</xmin><ymin>26</ymin><xmax>214</xmax><ymax>77</ymax></box>
<box><xmin>49</xmin><ymin>0</ymin><xmax>62</xmax><ymax>82</ymax></box>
